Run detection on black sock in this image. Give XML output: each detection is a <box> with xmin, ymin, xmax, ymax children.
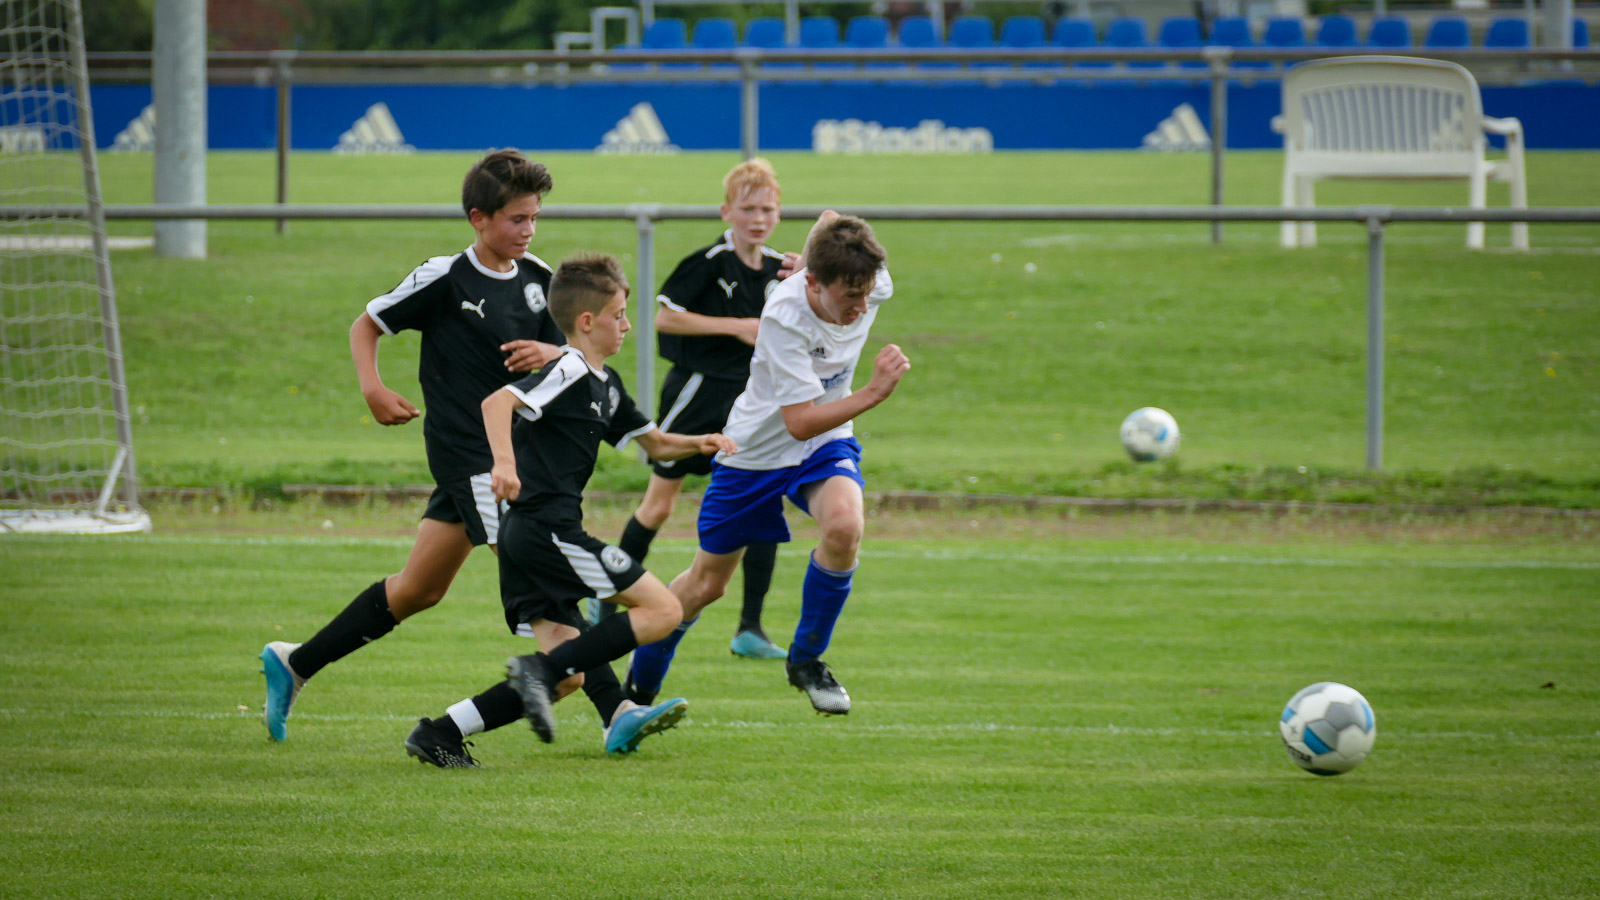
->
<box><xmin>738</xmin><ymin>542</ymin><xmax>777</xmax><ymax>636</ymax></box>
<box><xmin>288</xmin><ymin>580</ymin><xmax>397</xmax><ymax>679</ymax></box>
<box><xmin>467</xmin><ymin>681</ymin><xmax>525</xmax><ymax>733</ymax></box>
<box><xmin>544</xmin><ymin>612</ymin><xmax>639</xmax><ymax>679</ymax></box>
<box><xmin>580</xmin><ymin>663</ymin><xmax>627</xmax><ymax>725</ymax></box>
<box><xmin>618</xmin><ymin>515</ymin><xmax>658</xmax><ymax>564</ymax></box>
<box><xmin>602</xmin><ymin>517</ymin><xmax>660</xmax><ymax>621</ymax></box>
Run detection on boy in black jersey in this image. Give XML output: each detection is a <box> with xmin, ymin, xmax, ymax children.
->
<box><xmin>402</xmin><ymin>254</ymin><xmax>737</xmax><ymax>766</ymax></box>
<box><xmin>257</xmin><ymin>150</ymin><xmax>566</xmax><ymax>742</ymax></box>
<box><xmin>605</xmin><ymin>159</ymin><xmax>794</xmax><ymax>660</ymax></box>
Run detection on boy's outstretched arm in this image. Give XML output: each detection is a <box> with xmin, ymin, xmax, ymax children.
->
<box><xmin>779</xmin><ymin>343</ymin><xmax>910</xmax><ymax>442</ymax></box>
<box><xmin>657</xmin><ymin>305</ymin><xmax>761</xmax><ymax>347</ymax></box>
<box><xmin>634</xmin><ymin>429</ymin><xmax>737</xmax><ymax>462</ymax></box>
<box><xmin>481</xmin><ymin>389</ymin><xmax>523</xmax><ymax>501</ymax></box>
<box><xmin>500</xmin><ymin>339</ymin><xmax>564</xmax><ymax>373</ymax></box>
<box><xmin>350</xmin><ymin>312</ymin><xmax>420</xmax><ymax>426</ymax></box>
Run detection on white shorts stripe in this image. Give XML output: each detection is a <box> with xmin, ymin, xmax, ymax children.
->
<box><xmin>469</xmin><ymin>472</ymin><xmax>500</xmax><ymax>544</ymax></box>
<box><xmin>551</xmin><ymin>533</ymin><xmax>617</xmax><ymax>598</ymax></box>
<box><xmin>658</xmin><ymin>372</ymin><xmax>702</xmax><ymax>433</ymax></box>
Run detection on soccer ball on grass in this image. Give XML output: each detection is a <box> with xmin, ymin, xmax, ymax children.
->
<box><xmin>1279</xmin><ymin>681</ymin><xmax>1377</xmax><ymax>776</ymax></box>
<box><xmin>1120</xmin><ymin>407</ymin><xmax>1180</xmax><ymax>461</ymax></box>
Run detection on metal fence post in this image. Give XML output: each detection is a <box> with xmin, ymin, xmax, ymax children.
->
<box><xmin>1206</xmin><ymin>46</ymin><xmax>1230</xmax><ymax>245</ymax></box>
<box><xmin>739</xmin><ymin>52</ymin><xmax>759</xmax><ymax>161</ymax></box>
<box><xmin>273</xmin><ymin>52</ymin><xmax>293</xmax><ymax>236</ymax></box>
<box><xmin>1365</xmin><ymin>212</ymin><xmax>1387</xmax><ymax>472</ymax></box>
<box><xmin>633</xmin><ymin>208</ymin><xmax>658</xmax><ymax>419</ymax></box>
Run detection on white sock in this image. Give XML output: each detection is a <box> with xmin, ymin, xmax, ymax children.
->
<box><xmin>446</xmin><ymin>699</ymin><xmax>485</xmax><ymax>737</ymax></box>
<box><xmin>609</xmin><ymin>699</ymin><xmax>639</xmax><ymax>727</ymax></box>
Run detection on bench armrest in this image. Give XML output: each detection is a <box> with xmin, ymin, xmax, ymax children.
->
<box><xmin>1482</xmin><ymin>115</ymin><xmax>1523</xmax><ymax>137</ymax></box>
<box><xmin>1270</xmin><ymin>114</ymin><xmax>1286</xmax><ymax>134</ymax></box>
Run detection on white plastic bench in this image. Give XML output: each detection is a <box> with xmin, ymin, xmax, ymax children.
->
<box><xmin>1273</xmin><ymin>56</ymin><xmax>1528</xmax><ymax>251</ymax></box>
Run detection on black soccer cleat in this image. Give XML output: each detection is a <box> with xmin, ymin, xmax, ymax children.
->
<box><xmin>623</xmin><ymin>667</ymin><xmax>657</xmax><ymax>708</ymax></box>
<box><xmin>506</xmin><ymin>653</ymin><xmax>559</xmax><ymax>743</ymax></box>
<box><xmin>404</xmin><ymin>718</ymin><xmax>480</xmax><ymax>769</ymax></box>
<box><xmin>786</xmin><ymin>656</ymin><xmax>851</xmax><ymax>716</ymax></box>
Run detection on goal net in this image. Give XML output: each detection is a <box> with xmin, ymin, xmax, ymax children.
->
<box><xmin>1</xmin><ymin>0</ymin><xmax>149</xmax><ymax>534</ymax></box>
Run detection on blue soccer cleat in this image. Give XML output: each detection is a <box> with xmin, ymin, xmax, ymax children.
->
<box><xmin>603</xmin><ymin>697</ymin><xmax>688</xmax><ymax>755</ymax></box>
<box><xmin>259</xmin><ymin>641</ymin><xmax>306</xmax><ymax>742</ymax></box>
<box><xmin>730</xmin><ymin>629</ymin><xmax>787</xmax><ymax>660</ymax></box>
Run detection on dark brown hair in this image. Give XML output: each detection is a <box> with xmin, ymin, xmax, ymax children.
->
<box><xmin>807</xmin><ymin>215</ymin><xmax>885</xmax><ymax>291</ymax></box>
<box><xmin>550</xmin><ymin>253</ymin><xmax>630</xmax><ymax>334</ymax></box>
<box><xmin>461</xmin><ymin>149</ymin><xmax>553</xmax><ymax>218</ymax></box>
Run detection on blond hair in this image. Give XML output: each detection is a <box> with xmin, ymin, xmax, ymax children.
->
<box><xmin>722</xmin><ymin>157</ymin><xmax>781</xmax><ymax>205</ymax></box>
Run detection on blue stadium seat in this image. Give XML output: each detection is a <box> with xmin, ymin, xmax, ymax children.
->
<box><xmin>1423</xmin><ymin>16</ymin><xmax>1471</xmax><ymax>48</ymax></box>
<box><xmin>1106</xmin><ymin>17</ymin><xmax>1161</xmax><ymax>68</ymax></box>
<box><xmin>799</xmin><ymin>15</ymin><xmax>840</xmax><ymax>48</ymax></box>
<box><xmin>1159</xmin><ymin>16</ymin><xmax>1206</xmax><ymax>69</ymax></box>
<box><xmin>1366</xmin><ymin>16</ymin><xmax>1412</xmax><ymax>48</ymax></box>
<box><xmin>1483</xmin><ymin>17</ymin><xmax>1530</xmax><ymax>49</ymax></box>
<box><xmin>1052</xmin><ymin>17</ymin><xmax>1106</xmax><ymax>68</ymax></box>
<box><xmin>692</xmin><ymin>17</ymin><xmax>738</xmax><ymax>70</ymax></box>
<box><xmin>642</xmin><ymin>18</ymin><xmax>688</xmax><ymax>50</ymax></box>
<box><xmin>1263</xmin><ymin>17</ymin><xmax>1306</xmax><ymax>48</ymax></box>
<box><xmin>1315</xmin><ymin>14</ymin><xmax>1359</xmax><ymax>48</ymax></box>
<box><xmin>845</xmin><ymin>15</ymin><xmax>890</xmax><ymax>48</ymax></box>
<box><xmin>947</xmin><ymin>15</ymin><xmax>1002</xmax><ymax>70</ymax></box>
<box><xmin>1576</xmin><ymin>18</ymin><xmax>1591</xmax><ymax>48</ymax></box>
<box><xmin>1210</xmin><ymin>17</ymin><xmax>1269</xmax><ymax>69</ymax></box>
<box><xmin>743</xmin><ymin>17</ymin><xmax>787</xmax><ymax>48</ymax></box>
<box><xmin>897</xmin><ymin>16</ymin><xmax>941</xmax><ymax>48</ymax></box>
<box><xmin>1000</xmin><ymin>15</ymin><xmax>1046</xmax><ymax>47</ymax></box>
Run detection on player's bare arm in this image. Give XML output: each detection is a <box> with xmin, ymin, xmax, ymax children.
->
<box><xmin>481</xmin><ymin>389</ymin><xmax>523</xmax><ymax>500</ymax></box>
<box><xmin>656</xmin><ymin>305</ymin><xmax>761</xmax><ymax>347</ymax></box>
<box><xmin>499</xmin><ymin>339</ymin><xmax>563</xmax><ymax>373</ymax></box>
<box><xmin>779</xmin><ymin>343</ymin><xmax>910</xmax><ymax>442</ymax></box>
<box><xmin>635</xmin><ymin>429</ymin><xmax>738</xmax><ymax>462</ymax></box>
<box><xmin>350</xmin><ymin>312</ymin><xmax>420</xmax><ymax>426</ymax></box>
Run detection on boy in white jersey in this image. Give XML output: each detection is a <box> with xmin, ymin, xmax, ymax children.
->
<box><xmin>625</xmin><ymin>212</ymin><xmax>910</xmax><ymax>715</ymax></box>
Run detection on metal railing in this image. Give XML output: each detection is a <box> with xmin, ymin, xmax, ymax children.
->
<box><xmin>83</xmin><ymin>46</ymin><xmax>1600</xmax><ymax>240</ymax></box>
<box><xmin>7</xmin><ymin>200</ymin><xmax>1597</xmax><ymax>470</ymax></box>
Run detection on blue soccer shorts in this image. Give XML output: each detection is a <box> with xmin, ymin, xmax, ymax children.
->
<box><xmin>697</xmin><ymin>437</ymin><xmax>865</xmax><ymax>555</ymax></box>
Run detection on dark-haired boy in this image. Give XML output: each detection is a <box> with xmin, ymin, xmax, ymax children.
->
<box><xmin>258</xmin><ymin>149</ymin><xmax>565</xmax><ymax>742</ymax></box>
<box><xmin>403</xmin><ymin>254</ymin><xmax>737</xmax><ymax>767</ymax></box>
<box><xmin>625</xmin><ymin>212</ymin><xmax>909</xmax><ymax>716</ymax></box>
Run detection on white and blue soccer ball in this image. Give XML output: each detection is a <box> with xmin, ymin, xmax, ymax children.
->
<box><xmin>1279</xmin><ymin>682</ymin><xmax>1377</xmax><ymax>776</ymax></box>
<box><xmin>1120</xmin><ymin>407</ymin><xmax>1180</xmax><ymax>461</ymax></box>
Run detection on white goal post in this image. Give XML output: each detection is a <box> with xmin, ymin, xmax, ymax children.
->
<box><xmin>1</xmin><ymin>0</ymin><xmax>149</xmax><ymax>534</ymax></box>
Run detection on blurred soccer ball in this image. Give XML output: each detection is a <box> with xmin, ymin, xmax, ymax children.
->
<box><xmin>1120</xmin><ymin>407</ymin><xmax>1180</xmax><ymax>461</ymax></box>
<box><xmin>1279</xmin><ymin>682</ymin><xmax>1377</xmax><ymax>776</ymax></box>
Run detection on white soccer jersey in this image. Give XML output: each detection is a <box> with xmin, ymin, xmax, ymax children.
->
<box><xmin>717</xmin><ymin>266</ymin><xmax>893</xmax><ymax>471</ymax></box>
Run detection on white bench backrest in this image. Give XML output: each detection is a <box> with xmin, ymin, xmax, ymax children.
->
<box><xmin>1281</xmin><ymin>56</ymin><xmax>1487</xmax><ymax>176</ymax></box>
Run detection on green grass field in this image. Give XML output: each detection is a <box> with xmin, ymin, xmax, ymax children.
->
<box><xmin>2</xmin><ymin>505</ymin><xmax>1598</xmax><ymax>898</ymax></box>
<box><xmin>87</xmin><ymin>150</ymin><xmax>1600</xmax><ymax>506</ymax></box>
<box><xmin>4</xmin><ymin>150</ymin><xmax>1599</xmax><ymax>897</ymax></box>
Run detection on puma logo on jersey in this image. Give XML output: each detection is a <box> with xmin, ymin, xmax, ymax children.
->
<box><xmin>461</xmin><ymin>298</ymin><xmax>486</xmax><ymax>318</ymax></box>
<box><xmin>590</xmin><ymin>401</ymin><xmax>603</xmax><ymax>415</ymax></box>
<box><xmin>717</xmin><ymin>278</ymin><xmax>737</xmax><ymax>299</ymax></box>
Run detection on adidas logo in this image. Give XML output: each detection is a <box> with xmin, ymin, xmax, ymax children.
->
<box><xmin>596</xmin><ymin>103</ymin><xmax>678</xmax><ymax>155</ymax></box>
<box><xmin>334</xmin><ymin>102</ymin><xmax>414</xmax><ymax>155</ymax></box>
<box><xmin>109</xmin><ymin>104</ymin><xmax>155</xmax><ymax>152</ymax></box>
<box><xmin>1142</xmin><ymin>103</ymin><xmax>1211</xmax><ymax>152</ymax></box>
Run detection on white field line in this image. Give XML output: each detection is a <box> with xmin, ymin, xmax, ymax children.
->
<box><xmin>89</xmin><ymin>533</ymin><xmax>1600</xmax><ymax>572</ymax></box>
<box><xmin>0</xmin><ymin>707</ymin><xmax>1591</xmax><ymax>743</ymax></box>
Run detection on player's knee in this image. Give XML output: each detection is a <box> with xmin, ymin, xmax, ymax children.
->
<box><xmin>635</xmin><ymin>497</ymin><xmax>673</xmax><ymax>529</ymax></box>
<box><xmin>819</xmin><ymin>519</ymin><xmax>863</xmax><ymax>558</ymax></box>
<box><xmin>633</xmin><ymin>602</ymin><xmax>682</xmax><ymax>644</ymax></box>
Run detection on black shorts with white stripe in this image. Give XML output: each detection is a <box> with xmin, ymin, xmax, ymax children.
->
<box><xmin>651</xmin><ymin>367</ymin><xmax>745</xmax><ymax>480</ymax></box>
<box><xmin>496</xmin><ymin>509</ymin><xmax>647</xmax><ymax>634</ymax></box>
<box><xmin>422</xmin><ymin>473</ymin><xmax>500</xmax><ymax>546</ymax></box>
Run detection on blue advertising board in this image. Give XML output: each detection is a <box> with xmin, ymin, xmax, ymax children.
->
<box><xmin>83</xmin><ymin>77</ymin><xmax>1600</xmax><ymax>153</ymax></box>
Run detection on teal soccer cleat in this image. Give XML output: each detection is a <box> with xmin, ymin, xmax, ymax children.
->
<box><xmin>259</xmin><ymin>641</ymin><xmax>306</xmax><ymax>741</ymax></box>
<box><xmin>730</xmin><ymin>630</ymin><xmax>787</xmax><ymax>660</ymax></box>
<box><xmin>603</xmin><ymin>697</ymin><xmax>688</xmax><ymax>755</ymax></box>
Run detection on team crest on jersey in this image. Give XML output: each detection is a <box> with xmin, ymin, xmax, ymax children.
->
<box><xmin>601</xmin><ymin>546</ymin><xmax>632</xmax><ymax>573</ymax></box>
<box><xmin>524</xmin><ymin>283</ymin><xmax>547</xmax><ymax>313</ymax></box>
<box><xmin>608</xmin><ymin>386</ymin><xmax>620</xmax><ymax>412</ymax></box>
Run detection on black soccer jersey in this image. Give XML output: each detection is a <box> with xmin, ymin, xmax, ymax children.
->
<box><xmin>502</xmin><ymin>347</ymin><xmax>654</xmax><ymax>525</ymax></box>
<box><xmin>366</xmin><ymin>246</ymin><xmax>564</xmax><ymax>483</ymax></box>
<box><xmin>656</xmin><ymin>230</ymin><xmax>788</xmax><ymax>382</ymax></box>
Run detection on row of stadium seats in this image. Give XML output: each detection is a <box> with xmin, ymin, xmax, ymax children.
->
<box><xmin>633</xmin><ymin>14</ymin><xmax>1591</xmax><ymax>56</ymax></box>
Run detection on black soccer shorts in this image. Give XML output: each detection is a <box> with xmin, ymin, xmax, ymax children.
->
<box><xmin>421</xmin><ymin>473</ymin><xmax>499</xmax><ymax>546</ymax></box>
<box><xmin>496</xmin><ymin>509</ymin><xmax>647</xmax><ymax>634</ymax></box>
<box><xmin>651</xmin><ymin>368</ymin><xmax>744</xmax><ymax>479</ymax></box>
